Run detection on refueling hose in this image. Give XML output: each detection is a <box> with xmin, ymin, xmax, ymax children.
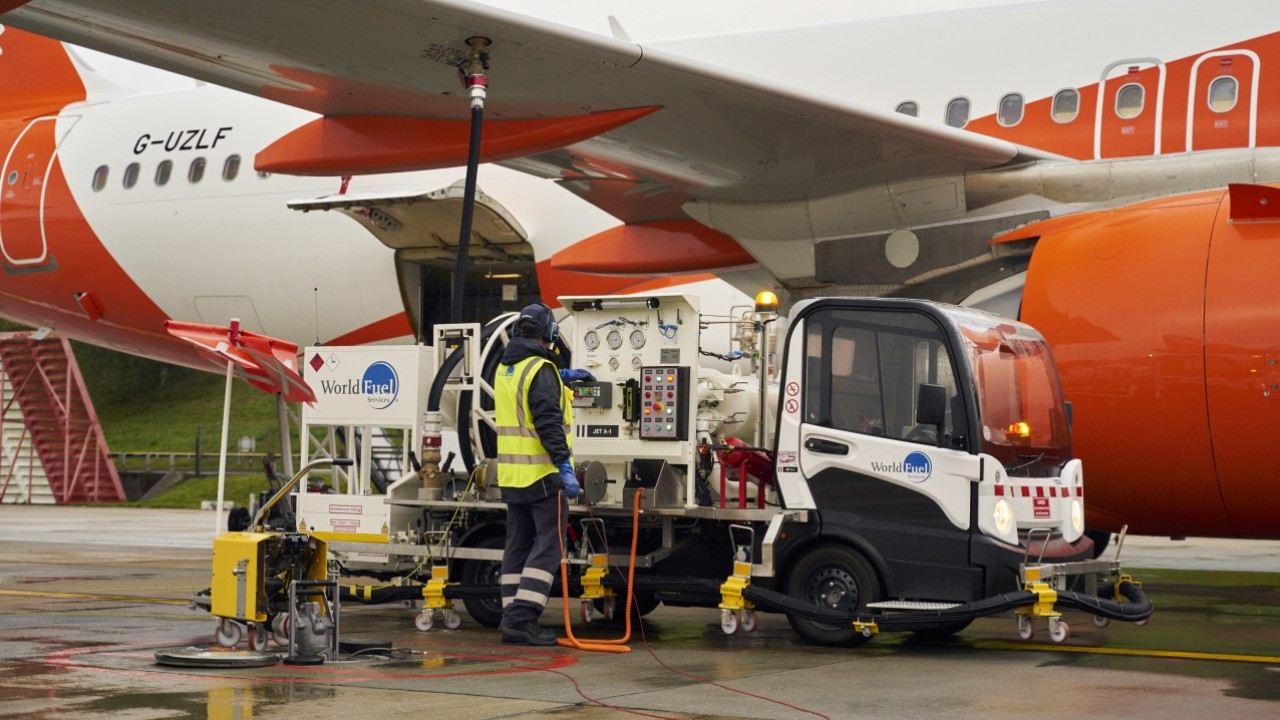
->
<box><xmin>554</xmin><ymin>489</ymin><xmax>644</xmax><ymax>653</ymax></box>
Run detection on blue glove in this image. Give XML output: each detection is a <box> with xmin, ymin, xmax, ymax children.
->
<box><xmin>556</xmin><ymin>461</ymin><xmax>582</xmax><ymax>498</ymax></box>
<box><xmin>559</xmin><ymin>368</ymin><xmax>595</xmax><ymax>383</ymax></box>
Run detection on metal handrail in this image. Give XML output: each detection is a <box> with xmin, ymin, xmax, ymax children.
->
<box><xmin>251</xmin><ymin>457</ymin><xmax>353</xmax><ymax>531</ymax></box>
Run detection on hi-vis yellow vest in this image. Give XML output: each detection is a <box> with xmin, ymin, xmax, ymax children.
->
<box><xmin>495</xmin><ymin>356</ymin><xmax>573</xmax><ymax>488</ymax></box>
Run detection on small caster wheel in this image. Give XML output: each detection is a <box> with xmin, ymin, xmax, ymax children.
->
<box><xmin>1091</xmin><ymin>615</ymin><xmax>1110</xmax><ymax>628</ymax></box>
<box><xmin>1135</xmin><ymin>617</ymin><xmax>1150</xmax><ymax>627</ymax></box>
<box><xmin>1016</xmin><ymin>616</ymin><xmax>1035</xmax><ymax>641</ymax></box>
<box><xmin>740</xmin><ymin>609</ymin><xmax>758</xmax><ymax>633</ymax></box>
<box><xmin>443</xmin><ymin>609</ymin><xmax>463</xmax><ymax>630</ymax></box>
<box><xmin>580</xmin><ymin>601</ymin><xmax>593</xmax><ymax>624</ymax></box>
<box><xmin>271</xmin><ymin>614</ymin><xmax>290</xmax><ymax>645</ymax></box>
<box><xmin>720</xmin><ymin>609</ymin><xmax>739</xmax><ymax>635</ymax></box>
<box><xmin>1048</xmin><ymin>617</ymin><xmax>1070</xmax><ymax>644</ymax></box>
<box><xmin>247</xmin><ymin>623</ymin><xmax>269</xmax><ymax>651</ymax></box>
<box><xmin>215</xmin><ymin>618</ymin><xmax>243</xmax><ymax>648</ymax></box>
<box><xmin>601</xmin><ymin>597</ymin><xmax>616</xmax><ymax>622</ymax></box>
<box><xmin>414</xmin><ymin>610</ymin><xmax>434</xmax><ymax>632</ymax></box>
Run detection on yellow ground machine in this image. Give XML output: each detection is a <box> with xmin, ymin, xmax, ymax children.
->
<box><xmin>209</xmin><ymin>458</ymin><xmax>349</xmax><ymax>660</ymax></box>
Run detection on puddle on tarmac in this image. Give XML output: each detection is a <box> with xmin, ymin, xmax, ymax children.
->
<box><xmin>65</xmin><ymin>684</ymin><xmax>339</xmax><ymax>718</ymax></box>
<box><xmin>1038</xmin><ymin>652</ymin><xmax>1280</xmax><ymax>702</ymax></box>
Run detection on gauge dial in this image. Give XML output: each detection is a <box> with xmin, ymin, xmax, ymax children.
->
<box><xmin>606</xmin><ymin>329</ymin><xmax>623</xmax><ymax>350</ymax></box>
<box><xmin>629</xmin><ymin>329</ymin><xmax>646</xmax><ymax>349</ymax></box>
<box><xmin>608</xmin><ymin>357</ymin><xmax>620</xmax><ymax>370</ymax></box>
<box><xmin>632</xmin><ymin>356</ymin><xmax>643</xmax><ymax>369</ymax></box>
<box><xmin>583</xmin><ymin>330</ymin><xmax>600</xmax><ymax>351</ymax></box>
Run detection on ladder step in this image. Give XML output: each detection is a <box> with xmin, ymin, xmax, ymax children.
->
<box><xmin>866</xmin><ymin>600</ymin><xmax>962</xmax><ymax>611</ymax></box>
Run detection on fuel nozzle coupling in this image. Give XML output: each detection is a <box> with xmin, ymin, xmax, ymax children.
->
<box><xmin>419</xmin><ymin>411</ymin><xmax>446</xmax><ymax>500</ymax></box>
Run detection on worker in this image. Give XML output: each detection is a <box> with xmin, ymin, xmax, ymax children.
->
<box><xmin>494</xmin><ymin>302</ymin><xmax>592</xmax><ymax>645</ymax></box>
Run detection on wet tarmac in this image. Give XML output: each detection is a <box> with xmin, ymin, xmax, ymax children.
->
<box><xmin>1</xmin><ymin>506</ymin><xmax>1278</xmax><ymax>719</ymax></box>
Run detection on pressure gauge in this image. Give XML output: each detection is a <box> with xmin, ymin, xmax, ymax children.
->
<box><xmin>629</xmin><ymin>329</ymin><xmax>646</xmax><ymax>349</ymax></box>
<box><xmin>608</xmin><ymin>357</ymin><xmax>620</xmax><ymax>371</ymax></box>
<box><xmin>583</xmin><ymin>330</ymin><xmax>600</xmax><ymax>351</ymax></box>
<box><xmin>606</xmin><ymin>329</ymin><xmax>623</xmax><ymax>350</ymax></box>
<box><xmin>632</xmin><ymin>356</ymin><xmax>643</xmax><ymax>369</ymax></box>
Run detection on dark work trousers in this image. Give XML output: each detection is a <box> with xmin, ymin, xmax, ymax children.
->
<box><xmin>500</xmin><ymin>490</ymin><xmax>569</xmax><ymax>627</ymax></box>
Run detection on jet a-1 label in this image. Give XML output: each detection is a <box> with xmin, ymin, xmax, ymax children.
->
<box><xmin>134</xmin><ymin>127</ymin><xmax>233</xmax><ymax>154</ymax></box>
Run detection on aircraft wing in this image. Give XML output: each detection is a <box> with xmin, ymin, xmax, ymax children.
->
<box><xmin>4</xmin><ymin>0</ymin><xmax>1056</xmax><ymax>210</ymax></box>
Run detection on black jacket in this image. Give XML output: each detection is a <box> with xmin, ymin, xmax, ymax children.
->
<box><xmin>498</xmin><ymin>337</ymin><xmax>570</xmax><ymax>502</ymax></box>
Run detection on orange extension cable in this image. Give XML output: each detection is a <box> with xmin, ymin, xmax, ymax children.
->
<box><xmin>555</xmin><ymin>488</ymin><xmax>643</xmax><ymax>653</ymax></box>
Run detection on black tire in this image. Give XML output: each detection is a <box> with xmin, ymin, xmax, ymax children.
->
<box><xmin>785</xmin><ymin>544</ymin><xmax>881</xmax><ymax>647</ymax></box>
<box><xmin>459</xmin><ymin>533</ymin><xmax>506</xmax><ymax>628</ymax></box>
<box><xmin>596</xmin><ymin>590</ymin><xmax>661</xmax><ymax>625</ymax></box>
<box><xmin>910</xmin><ymin>619</ymin><xmax>973</xmax><ymax>640</ymax></box>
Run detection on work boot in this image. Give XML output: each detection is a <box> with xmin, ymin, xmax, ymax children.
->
<box><xmin>500</xmin><ymin>620</ymin><xmax>557</xmax><ymax>646</ymax></box>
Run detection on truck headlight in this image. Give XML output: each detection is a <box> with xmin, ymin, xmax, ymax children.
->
<box><xmin>993</xmin><ymin>498</ymin><xmax>1014</xmax><ymax>535</ymax></box>
<box><xmin>1070</xmin><ymin>499</ymin><xmax>1083</xmax><ymax>533</ymax></box>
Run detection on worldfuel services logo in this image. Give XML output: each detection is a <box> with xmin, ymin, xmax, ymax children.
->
<box><xmin>315</xmin><ymin>359</ymin><xmax>400</xmax><ymax>410</ymax></box>
<box><xmin>870</xmin><ymin>451</ymin><xmax>933</xmax><ymax>483</ymax></box>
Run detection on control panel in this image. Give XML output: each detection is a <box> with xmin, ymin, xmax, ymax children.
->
<box><xmin>561</xmin><ymin>293</ymin><xmax>702</xmax><ymax>505</ymax></box>
<box><xmin>639</xmin><ymin>366</ymin><xmax>689</xmax><ymax>440</ymax></box>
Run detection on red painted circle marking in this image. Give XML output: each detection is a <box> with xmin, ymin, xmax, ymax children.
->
<box><xmin>786</xmin><ymin>382</ymin><xmax>799</xmax><ymax>396</ymax></box>
<box><xmin>785</xmin><ymin>398</ymin><xmax>799</xmax><ymax>414</ymax></box>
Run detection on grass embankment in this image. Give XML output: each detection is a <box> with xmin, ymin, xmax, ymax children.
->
<box><xmin>74</xmin><ymin>341</ymin><xmax>284</xmax><ymax>508</ymax></box>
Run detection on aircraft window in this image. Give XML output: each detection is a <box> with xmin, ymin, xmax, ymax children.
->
<box><xmin>1208</xmin><ymin>76</ymin><xmax>1238</xmax><ymax>113</ymax></box>
<box><xmin>1115</xmin><ymin>83</ymin><xmax>1144</xmax><ymax>119</ymax></box>
<box><xmin>997</xmin><ymin>93</ymin><xmax>1024</xmax><ymax>127</ymax></box>
<box><xmin>188</xmin><ymin>157</ymin><xmax>206</xmax><ymax>184</ymax></box>
<box><xmin>896</xmin><ymin>101</ymin><xmax>919</xmax><ymax>117</ymax></box>
<box><xmin>92</xmin><ymin>165</ymin><xmax>108</xmax><ymax>192</ymax></box>
<box><xmin>257</xmin><ymin>170</ymin><xmax>272</xmax><ymax>179</ymax></box>
<box><xmin>155</xmin><ymin>160</ymin><xmax>172</xmax><ymax>186</ymax></box>
<box><xmin>6</xmin><ymin>171</ymin><xmax>17</xmax><ymax>185</ymax></box>
<box><xmin>945</xmin><ymin>97</ymin><xmax>970</xmax><ymax>128</ymax></box>
<box><xmin>123</xmin><ymin>162</ymin><xmax>140</xmax><ymax>189</ymax></box>
<box><xmin>1052</xmin><ymin>89</ymin><xmax>1080</xmax><ymax>123</ymax></box>
<box><xmin>223</xmin><ymin>154</ymin><xmax>241</xmax><ymax>181</ymax></box>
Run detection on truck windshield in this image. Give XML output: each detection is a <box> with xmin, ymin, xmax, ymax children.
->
<box><xmin>951</xmin><ymin>310</ymin><xmax>1071</xmax><ymax>473</ymax></box>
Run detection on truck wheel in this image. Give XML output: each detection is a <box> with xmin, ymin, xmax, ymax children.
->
<box><xmin>599</xmin><ymin>591</ymin><xmax>660</xmax><ymax>625</ymax></box>
<box><xmin>785</xmin><ymin>545</ymin><xmax>881</xmax><ymax>647</ymax></box>
<box><xmin>459</xmin><ymin>534</ymin><xmax>506</xmax><ymax>628</ymax></box>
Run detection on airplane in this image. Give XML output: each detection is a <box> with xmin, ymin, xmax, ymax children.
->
<box><xmin>0</xmin><ymin>0</ymin><xmax>1278</xmax><ymax>541</ymax></box>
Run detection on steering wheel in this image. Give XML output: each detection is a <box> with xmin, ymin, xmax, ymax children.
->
<box><xmin>906</xmin><ymin>424</ymin><xmax>938</xmax><ymax>445</ymax></box>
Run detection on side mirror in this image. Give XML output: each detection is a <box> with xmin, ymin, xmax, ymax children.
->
<box><xmin>916</xmin><ymin>383</ymin><xmax>946</xmax><ymax>428</ymax></box>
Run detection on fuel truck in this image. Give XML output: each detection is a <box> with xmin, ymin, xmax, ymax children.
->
<box><xmin>213</xmin><ymin>292</ymin><xmax>1151</xmax><ymax>649</ymax></box>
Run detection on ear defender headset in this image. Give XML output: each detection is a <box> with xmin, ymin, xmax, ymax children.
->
<box><xmin>518</xmin><ymin>303</ymin><xmax>558</xmax><ymax>344</ymax></box>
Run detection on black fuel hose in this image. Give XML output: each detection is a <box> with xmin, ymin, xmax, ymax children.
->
<box><xmin>1056</xmin><ymin>581</ymin><xmax>1153</xmax><ymax>621</ymax></box>
<box><xmin>341</xmin><ymin>577</ymin><xmax>1152</xmax><ymax>627</ymax></box>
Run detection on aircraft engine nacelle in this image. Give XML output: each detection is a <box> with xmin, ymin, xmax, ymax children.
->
<box><xmin>1013</xmin><ymin>183</ymin><xmax>1280</xmax><ymax>538</ymax></box>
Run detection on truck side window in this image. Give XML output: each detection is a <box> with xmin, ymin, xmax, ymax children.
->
<box><xmin>805</xmin><ymin>307</ymin><xmax>960</xmax><ymax>445</ymax></box>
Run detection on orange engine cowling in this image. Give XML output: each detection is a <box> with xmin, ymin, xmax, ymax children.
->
<box><xmin>1016</xmin><ymin>184</ymin><xmax>1280</xmax><ymax>538</ymax></box>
